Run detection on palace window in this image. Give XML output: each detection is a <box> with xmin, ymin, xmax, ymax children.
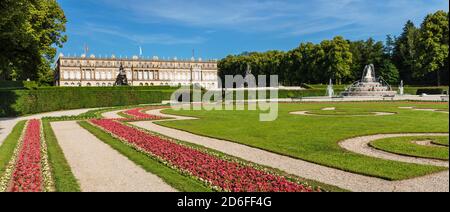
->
<box><xmin>144</xmin><ymin>71</ymin><xmax>149</xmax><ymax>80</ymax></box>
<box><xmin>85</xmin><ymin>71</ymin><xmax>91</xmax><ymax>80</ymax></box>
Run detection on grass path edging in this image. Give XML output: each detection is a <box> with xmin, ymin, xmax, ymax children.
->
<box><xmin>369</xmin><ymin>136</ymin><xmax>449</xmax><ymax>161</ymax></box>
<box><xmin>42</xmin><ymin>120</ymin><xmax>81</xmax><ymax>192</ymax></box>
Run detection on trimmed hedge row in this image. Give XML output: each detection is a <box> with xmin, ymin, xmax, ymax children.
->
<box><xmin>0</xmin><ymin>88</ymin><xmax>173</xmax><ymax>117</ymax></box>
<box><xmin>0</xmin><ymin>80</ymin><xmax>24</xmax><ymax>88</ymax></box>
<box><xmin>36</xmin><ymin>86</ymin><xmax>179</xmax><ymax>91</ymax></box>
<box><xmin>415</xmin><ymin>88</ymin><xmax>446</xmax><ymax>95</ymax></box>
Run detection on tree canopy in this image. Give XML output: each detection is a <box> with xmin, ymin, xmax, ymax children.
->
<box><xmin>0</xmin><ymin>0</ymin><xmax>67</xmax><ymax>85</ymax></box>
<box><xmin>219</xmin><ymin>10</ymin><xmax>448</xmax><ymax>86</ymax></box>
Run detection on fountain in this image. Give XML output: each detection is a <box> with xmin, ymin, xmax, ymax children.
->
<box><xmin>326</xmin><ymin>79</ymin><xmax>334</xmax><ymax>97</ymax></box>
<box><xmin>341</xmin><ymin>64</ymin><xmax>396</xmax><ymax>97</ymax></box>
<box><xmin>399</xmin><ymin>80</ymin><xmax>404</xmax><ymax>96</ymax></box>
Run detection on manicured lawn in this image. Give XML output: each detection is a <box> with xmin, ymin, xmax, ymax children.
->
<box><xmin>0</xmin><ymin>121</ymin><xmax>26</xmax><ymax>178</ymax></box>
<box><xmin>78</xmin><ymin>121</ymin><xmax>212</xmax><ymax>192</ymax></box>
<box><xmin>159</xmin><ymin>102</ymin><xmax>449</xmax><ymax>180</ymax></box>
<box><xmin>42</xmin><ymin>120</ymin><xmax>81</xmax><ymax>192</ymax></box>
<box><xmin>370</xmin><ymin>136</ymin><xmax>449</xmax><ymax>160</ymax></box>
<box><xmin>432</xmin><ymin>137</ymin><xmax>449</xmax><ymax>146</ymax></box>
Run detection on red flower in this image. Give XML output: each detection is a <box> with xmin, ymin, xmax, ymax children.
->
<box><xmin>10</xmin><ymin>119</ymin><xmax>43</xmax><ymax>192</ymax></box>
<box><xmin>123</xmin><ymin>108</ymin><xmax>163</xmax><ymax>120</ymax></box>
<box><xmin>91</xmin><ymin>119</ymin><xmax>316</xmax><ymax>192</ymax></box>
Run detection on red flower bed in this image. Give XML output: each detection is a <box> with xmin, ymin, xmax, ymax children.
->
<box><xmin>123</xmin><ymin>108</ymin><xmax>163</xmax><ymax>120</ymax></box>
<box><xmin>10</xmin><ymin>120</ymin><xmax>42</xmax><ymax>192</ymax></box>
<box><xmin>91</xmin><ymin>119</ymin><xmax>315</xmax><ymax>192</ymax></box>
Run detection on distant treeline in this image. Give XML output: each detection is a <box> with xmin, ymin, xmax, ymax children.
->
<box><xmin>218</xmin><ymin>11</ymin><xmax>449</xmax><ymax>86</ymax></box>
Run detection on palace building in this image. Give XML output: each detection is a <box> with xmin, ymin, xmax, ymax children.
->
<box><xmin>54</xmin><ymin>54</ymin><xmax>219</xmax><ymax>89</ymax></box>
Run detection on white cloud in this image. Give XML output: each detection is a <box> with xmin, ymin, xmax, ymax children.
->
<box><xmin>76</xmin><ymin>23</ymin><xmax>206</xmax><ymax>45</ymax></box>
<box><xmin>98</xmin><ymin>0</ymin><xmax>449</xmax><ymax>38</ymax></box>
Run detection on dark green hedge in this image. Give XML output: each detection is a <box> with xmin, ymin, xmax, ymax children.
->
<box><xmin>0</xmin><ymin>88</ymin><xmax>173</xmax><ymax>117</ymax></box>
<box><xmin>0</xmin><ymin>80</ymin><xmax>24</xmax><ymax>88</ymax></box>
<box><xmin>203</xmin><ymin>89</ymin><xmax>344</xmax><ymax>101</ymax></box>
<box><xmin>416</xmin><ymin>88</ymin><xmax>445</xmax><ymax>95</ymax></box>
<box><xmin>0</xmin><ymin>87</ymin><xmax>346</xmax><ymax>117</ymax></box>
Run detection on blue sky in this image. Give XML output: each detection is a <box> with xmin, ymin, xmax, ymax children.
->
<box><xmin>58</xmin><ymin>0</ymin><xmax>448</xmax><ymax>60</ymax></box>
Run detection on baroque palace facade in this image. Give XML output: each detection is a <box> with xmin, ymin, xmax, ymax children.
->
<box><xmin>55</xmin><ymin>54</ymin><xmax>219</xmax><ymax>89</ymax></box>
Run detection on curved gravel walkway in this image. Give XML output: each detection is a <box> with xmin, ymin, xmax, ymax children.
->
<box><xmin>399</xmin><ymin>107</ymin><xmax>449</xmax><ymax>114</ymax></box>
<box><xmin>412</xmin><ymin>140</ymin><xmax>445</xmax><ymax>147</ymax></box>
<box><xmin>290</xmin><ymin>111</ymin><xmax>396</xmax><ymax>116</ymax></box>
<box><xmin>51</xmin><ymin>121</ymin><xmax>176</xmax><ymax>192</ymax></box>
<box><xmin>102</xmin><ymin>109</ymin><xmax>127</xmax><ymax>119</ymax></box>
<box><xmin>0</xmin><ymin>108</ymin><xmax>98</xmax><ymax>145</ymax></box>
<box><xmin>340</xmin><ymin>134</ymin><xmax>449</xmax><ymax>167</ymax></box>
<box><xmin>105</xmin><ymin>108</ymin><xmax>449</xmax><ymax>192</ymax></box>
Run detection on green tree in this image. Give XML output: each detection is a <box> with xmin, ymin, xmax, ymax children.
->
<box><xmin>416</xmin><ymin>10</ymin><xmax>449</xmax><ymax>86</ymax></box>
<box><xmin>392</xmin><ymin>20</ymin><xmax>420</xmax><ymax>84</ymax></box>
<box><xmin>378</xmin><ymin>59</ymin><xmax>399</xmax><ymax>85</ymax></box>
<box><xmin>0</xmin><ymin>0</ymin><xmax>67</xmax><ymax>84</ymax></box>
<box><xmin>320</xmin><ymin>36</ymin><xmax>352</xmax><ymax>84</ymax></box>
<box><xmin>349</xmin><ymin>38</ymin><xmax>386</xmax><ymax>81</ymax></box>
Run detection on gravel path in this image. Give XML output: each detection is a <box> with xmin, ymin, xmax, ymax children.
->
<box><xmin>399</xmin><ymin>107</ymin><xmax>449</xmax><ymax>114</ymax></box>
<box><xmin>119</xmin><ymin>108</ymin><xmax>448</xmax><ymax>192</ymax></box>
<box><xmin>0</xmin><ymin>108</ymin><xmax>98</xmax><ymax>145</ymax></box>
<box><xmin>51</xmin><ymin>121</ymin><xmax>176</xmax><ymax>192</ymax></box>
<box><xmin>102</xmin><ymin>109</ymin><xmax>127</xmax><ymax>119</ymax></box>
<box><xmin>412</xmin><ymin>140</ymin><xmax>444</xmax><ymax>147</ymax></box>
<box><xmin>289</xmin><ymin>111</ymin><xmax>395</xmax><ymax>116</ymax></box>
<box><xmin>340</xmin><ymin>134</ymin><xmax>449</xmax><ymax>167</ymax></box>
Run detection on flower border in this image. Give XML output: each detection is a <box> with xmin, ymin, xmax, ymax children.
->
<box><xmin>0</xmin><ymin>121</ymin><xmax>28</xmax><ymax>192</ymax></box>
<box><xmin>89</xmin><ymin>119</ymin><xmax>318</xmax><ymax>192</ymax></box>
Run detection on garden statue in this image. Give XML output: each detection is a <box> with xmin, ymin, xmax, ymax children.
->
<box><xmin>115</xmin><ymin>64</ymin><xmax>129</xmax><ymax>86</ymax></box>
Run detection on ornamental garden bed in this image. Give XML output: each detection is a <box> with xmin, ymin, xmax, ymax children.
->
<box><xmin>87</xmin><ymin>107</ymin><xmax>321</xmax><ymax>192</ymax></box>
<box><xmin>0</xmin><ymin>120</ymin><xmax>54</xmax><ymax>192</ymax></box>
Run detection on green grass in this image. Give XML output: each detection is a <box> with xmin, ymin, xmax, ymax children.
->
<box><xmin>432</xmin><ymin>137</ymin><xmax>449</xmax><ymax>146</ymax></box>
<box><xmin>305</xmin><ymin>110</ymin><xmax>378</xmax><ymax>116</ymax></box>
<box><xmin>78</xmin><ymin>121</ymin><xmax>212</xmax><ymax>192</ymax></box>
<box><xmin>370</xmin><ymin>136</ymin><xmax>449</xmax><ymax>160</ymax></box>
<box><xmin>159</xmin><ymin>102</ymin><xmax>449</xmax><ymax>180</ymax></box>
<box><xmin>0</xmin><ymin>121</ymin><xmax>26</xmax><ymax>178</ymax></box>
<box><xmin>42</xmin><ymin>120</ymin><xmax>81</xmax><ymax>192</ymax></box>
